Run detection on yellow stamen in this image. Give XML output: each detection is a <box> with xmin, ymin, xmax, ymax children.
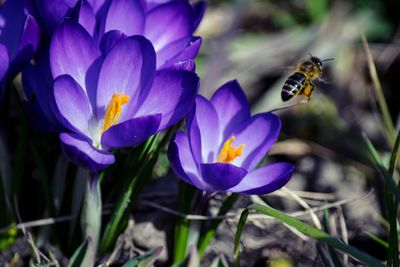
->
<box><xmin>102</xmin><ymin>93</ymin><xmax>130</xmax><ymax>132</ymax></box>
<box><xmin>217</xmin><ymin>136</ymin><xmax>245</xmax><ymax>163</ymax></box>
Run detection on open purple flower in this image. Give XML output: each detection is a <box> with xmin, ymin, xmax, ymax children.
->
<box><xmin>168</xmin><ymin>81</ymin><xmax>295</xmax><ymax>195</ymax></box>
<box><xmin>96</xmin><ymin>0</ymin><xmax>205</xmax><ymax>71</ymax></box>
<box><xmin>50</xmin><ymin>21</ymin><xmax>199</xmax><ymax>172</ymax></box>
<box><xmin>0</xmin><ymin>0</ymin><xmax>40</xmax><ymax>94</ymax></box>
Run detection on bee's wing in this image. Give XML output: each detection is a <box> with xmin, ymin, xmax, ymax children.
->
<box><xmin>279</xmin><ymin>65</ymin><xmax>296</xmax><ymax>70</ymax></box>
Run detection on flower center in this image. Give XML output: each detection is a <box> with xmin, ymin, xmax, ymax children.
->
<box><xmin>216</xmin><ymin>136</ymin><xmax>245</xmax><ymax>163</ymax></box>
<box><xmin>101</xmin><ymin>93</ymin><xmax>130</xmax><ymax>133</ymax></box>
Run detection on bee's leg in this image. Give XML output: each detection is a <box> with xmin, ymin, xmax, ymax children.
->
<box><xmin>300</xmin><ymin>82</ymin><xmax>315</xmax><ymax>102</ymax></box>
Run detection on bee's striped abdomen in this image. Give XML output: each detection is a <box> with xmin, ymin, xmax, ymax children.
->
<box><xmin>281</xmin><ymin>72</ymin><xmax>306</xmax><ymax>101</ymax></box>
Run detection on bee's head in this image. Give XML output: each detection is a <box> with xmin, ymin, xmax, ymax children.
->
<box><xmin>310</xmin><ymin>56</ymin><xmax>323</xmax><ymax>72</ymax></box>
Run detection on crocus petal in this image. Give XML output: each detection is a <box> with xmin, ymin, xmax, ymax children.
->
<box><xmin>0</xmin><ymin>44</ymin><xmax>9</xmax><ymax>84</ymax></box>
<box><xmin>36</xmin><ymin>0</ymin><xmax>78</xmax><ymax>32</ymax></box>
<box><xmin>170</xmin><ymin>36</ymin><xmax>202</xmax><ymax>63</ymax></box>
<box><xmin>156</xmin><ymin>36</ymin><xmax>191</xmax><ymax>69</ymax></box>
<box><xmin>144</xmin><ymin>0</ymin><xmax>170</xmax><ymax>10</ymax></box>
<box><xmin>211</xmin><ymin>80</ymin><xmax>251</xmax><ymax>139</ymax></box>
<box><xmin>87</xmin><ymin>0</ymin><xmax>106</xmax><ymax>14</ymax></box>
<box><xmin>168</xmin><ymin>131</ymin><xmax>205</xmax><ymax>189</ymax></box>
<box><xmin>192</xmin><ymin>1</ymin><xmax>206</xmax><ymax>30</ymax></box>
<box><xmin>50</xmin><ymin>20</ymin><xmax>101</xmax><ymax>93</ymax></box>
<box><xmin>60</xmin><ymin>132</ymin><xmax>115</xmax><ymax>172</ymax></box>
<box><xmin>228</xmin><ymin>163</ymin><xmax>295</xmax><ymax>194</ymax></box>
<box><xmin>162</xmin><ymin>37</ymin><xmax>201</xmax><ymax>71</ymax></box>
<box><xmin>52</xmin><ymin>75</ymin><xmax>92</xmax><ymax>136</ymax></box>
<box><xmin>11</xmin><ymin>15</ymin><xmax>40</xmax><ymax>75</ymax></box>
<box><xmin>135</xmin><ymin>69</ymin><xmax>199</xmax><ymax>130</ymax></box>
<box><xmin>167</xmin><ymin>60</ymin><xmax>196</xmax><ymax>72</ymax></box>
<box><xmin>96</xmin><ymin>36</ymin><xmax>156</xmax><ymax>120</ymax></box>
<box><xmin>0</xmin><ymin>0</ymin><xmax>29</xmax><ymax>58</ymax></box>
<box><xmin>101</xmin><ymin>114</ymin><xmax>161</xmax><ymax>149</ymax></box>
<box><xmin>104</xmin><ymin>0</ymin><xmax>145</xmax><ymax>36</ymax></box>
<box><xmin>187</xmin><ymin>96</ymin><xmax>220</xmax><ymax>164</ymax></box>
<box><xmin>232</xmin><ymin>113</ymin><xmax>281</xmax><ymax>170</ymax></box>
<box><xmin>22</xmin><ymin>58</ymin><xmax>64</xmax><ymax>131</ymax></box>
<box><xmin>144</xmin><ymin>1</ymin><xmax>193</xmax><ymax>52</ymax></box>
<box><xmin>74</xmin><ymin>0</ymin><xmax>96</xmax><ymax>36</ymax></box>
<box><xmin>99</xmin><ymin>30</ymin><xmax>127</xmax><ymax>55</ymax></box>
<box><xmin>200</xmin><ymin>163</ymin><xmax>247</xmax><ymax>191</ymax></box>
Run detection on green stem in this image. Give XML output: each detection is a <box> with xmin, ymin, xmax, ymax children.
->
<box><xmin>81</xmin><ymin>172</ymin><xmax>102</xmax><ymax>266</ymax></box>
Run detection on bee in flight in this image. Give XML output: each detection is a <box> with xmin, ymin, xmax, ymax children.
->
<box><xmin>281</xmin><ymin>54</ymin><xmax>333</xmax><ymax>102</ymax></box>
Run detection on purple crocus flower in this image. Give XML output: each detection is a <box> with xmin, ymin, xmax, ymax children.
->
<box><xmin>168</xmin><ymin>81</ymin><xmax>295</xmax><ymax>195</ymax></box>
<box><xmin>97</xmin><ymin>0</ymin><xmax>205</xmax><ymax>71</ymax></box>
<box><xmin>31</xmin><ymin>0</ymin><xmax>204</xmax><ymax>71</ymax></box>
<box><xmin>0</xmin><ymin>0</ymin><xmax>40</xmax><ymax>94</ymax></box>
<box><xmin>50</xmin><ymin>21</ymin><xmax>199</xmax><ymax>172</ymax></box>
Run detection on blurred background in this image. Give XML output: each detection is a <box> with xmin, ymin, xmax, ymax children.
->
<box><xmin>1</xmin><ymin>0</ymin><xmax>400</xmax><ymax>266</ymax></box>
<box><xmin>189</xmin><ymin>0</ymin><xmax>400</xmax><ymax>265</ymax></box>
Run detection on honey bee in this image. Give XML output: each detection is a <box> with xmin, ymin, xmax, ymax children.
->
<box><xmin>281</xmin><ymin>54</ymin><xmax>333</xmax><ymax>102</ymax></box>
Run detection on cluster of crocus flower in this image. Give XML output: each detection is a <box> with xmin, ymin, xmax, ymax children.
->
<box><xmin>50</xmin><ymin>21</ymin><xmax>199</xmax><ymax>172</ymax></box>
<box><xmin>22</xmin><ymin>0</ymin><xmax>204</xmax><ymax>131</ymax></box>
<box><xmin>3</xmin><ymin>0</ymin><xmax>294</xmax><ymax>192</ymax></box>
<box><xmin>0</xmin><ymin>0</ymin><xmax>296</xmax><ymax>263</ymax></box>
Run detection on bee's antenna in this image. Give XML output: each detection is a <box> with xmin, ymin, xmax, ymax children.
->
<box><xmin>309</xmin><ymin>52</ymin><xmax>313</xmax><ymax>58</ymax></box>
<box><xmin>322</xmin><ymin>57</ymin><xmax>334</xmax><ymax>62</ymax></box>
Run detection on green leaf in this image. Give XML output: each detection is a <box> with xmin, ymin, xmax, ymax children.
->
<box><xmin>234</xmin><ymin>204</ymin><xmax>384</xmax><ymax>267</ymax></box>
<box><xmin>362</xmin><ymin>35</ymin><xmax>396</xmax><ymax>146</ymax></box>
<box><xmin>67</xmin><ymin>239</ymin><xmax>89</xmax><ymax>267</ymax></box>
<box><xmin>122</xmin><ymin>246</ymin><xmax>163</xmax><ymax>267</ymax></box>
<box><xmin>0</xmin><ymin>224</ymin><xmax>17</xmax><ymax>250</ymax></box>
<box><xmin>173</xmin><ymin>182</ymin><xmax>197</xmax><ymax>262</ymax></box>
<box><xmin>100</xmin><ymin>135</ymin><xmax>160</xmax><ymax>254</ymax></box>
<box><xmin>234</xmin><ymin>209</ymin><xmax>249</xmax><ymax>267</ymax></box>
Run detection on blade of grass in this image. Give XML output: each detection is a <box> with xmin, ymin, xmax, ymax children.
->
<box><xmin>365</xmin><ymin>232</ymin><xmax>389</xmax><ymax>249</ymax></box>
<box><xmin>363</xmin><ymin>133</ymin><xmax>398</xmax><ymax>266</ymax></box>
<box><xmin>362</xmin><ymin>34</ymin><xmax>396</xmax><ymax>146</ymax></box>
<box><xmin>322</xmin><ymin>209</ymin><xmax>343</xmax><ymax>267</ymax></box>
<box><xmin>67</xmin><ymin>238</ymin><xmax>89</xmax><ymax>267</ymax></box>
<box><xmin>390</xmin><ymin>130</ymin><xmax>400</xmax><ymax>212</ymax></box>
<box><xmin>317</xmin><ymin>244</ymin><xmax>335</xmax><ymax>267</ymax></box>
<box><xmin>234</xmin><ymin>204</ymin><xmax>384</xmax><ymax>267</ymax></box>
<box><xmin>363</xmin><ymin>134</ymin><xmax>400</xmax><ymax>199</ymax></box>
<box><xmin>198</xmin><ymin>193</ymin><xmax>238</xmax><ymax>257</ymax></box>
